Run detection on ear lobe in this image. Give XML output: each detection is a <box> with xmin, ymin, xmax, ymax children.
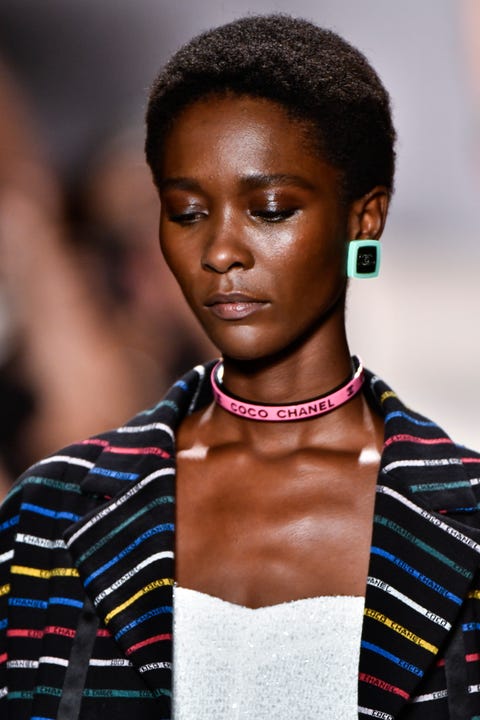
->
<box><xmin>347</xmin><ymin>186</ymin><xmax>390</xmax><ymax>240</ymax></box>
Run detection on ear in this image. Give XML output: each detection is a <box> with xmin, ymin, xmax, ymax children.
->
<box><xmin>347</xmin><ymin>186</ymin><xmax>390</xmax><ymax>240</ymax></box>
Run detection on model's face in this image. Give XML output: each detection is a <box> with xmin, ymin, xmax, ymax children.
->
<box><xmin>158</xmin><ymin>95</ymin><xmax>350</xmax><ymax>362</ymax></box>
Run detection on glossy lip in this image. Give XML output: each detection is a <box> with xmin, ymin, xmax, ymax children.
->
<box><xmin>205</xmin><ymin>292</ymin><xmax>268</xmax><ymax>321</ymax></box>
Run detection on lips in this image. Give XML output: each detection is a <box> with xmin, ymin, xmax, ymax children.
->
<box><xmin>205</xmin><ymin>293</ymin><xmax>268</xmax><ymax>320</ymax></box>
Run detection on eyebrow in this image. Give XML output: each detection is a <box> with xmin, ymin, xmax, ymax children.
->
<box><xmin>160</xmin><ymin>173</ymin><xmax>315</xmax><ymax>193</ymax></box>
<box><xmin>160</xmin><ymin>177</ymin><xmax>202</xmax><ymax>192</ymax></box>
<box><xmin>239</xmin><ymin>173</ymin><xmax>315</xmax><ymax>191</ymax></box>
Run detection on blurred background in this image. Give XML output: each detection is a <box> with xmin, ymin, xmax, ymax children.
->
<box><xmin>0</xmin><ymin>0</ymin><xmax>479</xmax><ymax>494</ymax></box>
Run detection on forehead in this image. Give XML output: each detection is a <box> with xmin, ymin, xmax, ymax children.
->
<box><xmin>159</xmin><ymin>94</ymin><xmax>335</xmax><ymax>186</ymax></box>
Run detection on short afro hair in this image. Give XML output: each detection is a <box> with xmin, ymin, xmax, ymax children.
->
<box><xmin>145</xmin><ymin>14</ymin><xmax>396</xmax><ymax>202</ymax></box>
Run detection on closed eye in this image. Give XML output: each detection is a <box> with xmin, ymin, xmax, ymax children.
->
<box><xmin>168</xmin><ymin>210</ymin><xmax>207</xmax><ymax>225</ymax></box>
<box><xmin>250</xmin><ymin>208</ymin><xmax>298</xmax><ymax>223</ymax></box>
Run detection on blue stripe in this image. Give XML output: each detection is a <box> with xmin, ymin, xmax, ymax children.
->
<box><xmin>0</xmin><ymin>617</ymin><xmax>7</xmax><ymax>630</ymax></box>
<box><xmin>361</xmin><ymin>640</ymin><xmax>423</xmax><ymax>677</ymax></box>
<box><xmin>115</xmin><ymin>605</ymin><xmax>173</xmax><ymax>640</ymax></box>
<box><xmin>370</xmin><ymin>546</ymin><xmax>462</xmax><ymax>604</ymax></box>
<box><xmin>0</xmin><ymin>515</ymin><xmax>19</xmax><ymax>533</ymax></box>
<box><xmin>90</xmin><ymin>467</ymin><xmax>139</xmax><ymax>481</ymax></box>
<box><xmin>32</xmin><ymin>717</ymin><xmax>55</xmax><ymax>720</ymax></box>
<box><xmin>84</xmin><ymin>523</ymin><xmax>174</xmax><ymax>586</ymax></box>
<box><xmin>9</xmin><ymin>597</ymin><xmax>48</xmax><ymax>609</ymax></box>
<box><xmin>49</xmin><ymin>596</ymin><xmax>84</xmax><ymax>609</ymax></box>
<box><xmin>463</xmin><ymin>622</ymin><xmax>480</xmax><ymax>632</ymax></box>
<box><xmin>20</xmin><ymin>503</ymin><xmax>80</xmax><ymax>522</ymax></box>
<box><xmin>384</xmin><ymin>411</ymin><xmax>436</xmax><ymax>427</ymax></box>
<box><xmin>174</xmin><ymin>380</ymin><xmax>188</xmax><ymax>391</ymax></box>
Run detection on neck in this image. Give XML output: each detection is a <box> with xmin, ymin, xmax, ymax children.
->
<box><xmin>220</xmin><ymin>323</ymin><xmax>352</xmax><ymax>405</ymax></box>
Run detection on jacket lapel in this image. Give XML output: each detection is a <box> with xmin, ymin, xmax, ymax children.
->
<box><xmin>63</xmin><ymin>364</ymin><xmax>212</xmax><ymax>701</ymax></box>
<box><xmin>359</xmin><ymin>372</ymin><xmax>480</xmax><ymax>718</ymax></box>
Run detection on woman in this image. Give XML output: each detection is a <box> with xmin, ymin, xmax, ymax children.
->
<box><xmin>2</xmin><ymin>14</ymin><xmax>480</xmax><ymax>720</ymax></box>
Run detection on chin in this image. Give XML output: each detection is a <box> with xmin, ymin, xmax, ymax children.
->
<box><xmin>201</xmin><ymin>325</ymin><xmax>278</xmax><ymax>363</ymax></box>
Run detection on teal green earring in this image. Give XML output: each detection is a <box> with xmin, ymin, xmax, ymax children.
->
<box><xmin>346</xmin><ymin>239</ymin><xmax>381</xmax><ymax>278</ymax></box>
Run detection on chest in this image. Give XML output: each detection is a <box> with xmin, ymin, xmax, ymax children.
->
<box><xmin>175</xmin><ymin>447</ymin><xmax>379</xmax><ymax>605</ymax></box>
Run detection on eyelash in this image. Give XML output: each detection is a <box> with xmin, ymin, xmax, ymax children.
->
<box><xmin>167</xmin><ymin>207</ymin><xmax>298</xmax><ymax>226</ymax></box>
<box><xmin>250</xmin><ymin>208</ymin><xmax>297</xmax><ymax>223</ymax></box>
<box><xmin>168</xmin><ymin>211</ymin><xmax>206</xmax><ymax>225</ymax></box>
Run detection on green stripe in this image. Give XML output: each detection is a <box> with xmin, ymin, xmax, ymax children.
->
<box><xmin>8</xmin><ymin>690</ymin><xmax>33</xmax><ymax>700</ymax></box>
<box><xmin>374</xmin><ymin>514</ymin><xmax>472</xmax><ymax>579</ymax></box>
<box><xmin>8</xmin><ymin>475</ymin><xmax>83</xmax><ymax>500</ymax></box>
<box><xmin>77</xmin><ymin>495</ymin><xmax>174</xmax><ymax>563</ymax></box>
<box><xmin>144</xmin><ymin>399</ymin><xmax>178</xmax><ymax>415</ymax></box>
<box><xmin>83</xmin><ymin>689</ymin><xmax>156</xmax><ymax>699</ymax></box>
<box><xmin>410</xmin><ymin>480</ymin><xmax>471</xmax><ymax>493</ymax></box>
<box><xmin>8</xmin><ymin>687</ymin><xmax>171</xmax><ymax>701</ymax></box>
<box><xmin>35</xmin><ymin>686</ymin><xmax>62</xmax><ymax>697</ymax></box>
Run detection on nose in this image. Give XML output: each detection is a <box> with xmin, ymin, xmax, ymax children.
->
<box><xmin>201</xmin><ymin>212</ymin><xmax>253</xmax><ymax>274</ymax></box>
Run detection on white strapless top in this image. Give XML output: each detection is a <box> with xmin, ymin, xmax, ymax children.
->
<box><xmin>173</xmin><ymin>586</ymin><xmax>364</xmax><ymax>719</ymax></box>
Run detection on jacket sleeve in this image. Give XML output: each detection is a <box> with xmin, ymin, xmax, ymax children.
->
<box><xmin>0</xmin><ymin>474</ymin><xmax>24</xmax><ymax>713</ymax></box>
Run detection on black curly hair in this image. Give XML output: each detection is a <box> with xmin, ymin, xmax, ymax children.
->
<box><xmin>145</xmin><ymin>14</ymin><xmax>396</xmax><ymax>202</ymax></box>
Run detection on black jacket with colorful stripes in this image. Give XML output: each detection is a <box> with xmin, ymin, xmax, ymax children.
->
<box><xmin>1</xmin><ymin>362</ymin><xmax>480</xmax><ymax>720</ymax></box>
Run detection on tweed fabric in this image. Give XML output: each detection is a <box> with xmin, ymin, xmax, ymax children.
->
<box><xmin>1</xmin><ymin>362</ymin><xmax>480</xmax><ymax>719</ymax></box>
<box><xmin>173</xmin><ymin>588</ymin><xmax>364</xmax><ymax>719</ymax></box>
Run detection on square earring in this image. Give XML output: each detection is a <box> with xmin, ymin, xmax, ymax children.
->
<box><xmin>346</xmin><ymin>239</ymin><xmax>381</xmax><ymax>278</ymax></box>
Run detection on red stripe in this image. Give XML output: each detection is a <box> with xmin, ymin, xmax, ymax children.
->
<box><xmin>44</xmin><ymin>625</ymin><xmax>76</xmax><ymax>639</ymax></box>
<box><xmin>462</xmin><ymin>457</ymin><xmax>480</xmax><ymax>464</ymax></box>
<box><xmin>0</xmin><ymin>652</ymin><xmax>7</xmax><ymax>664</ymax></box>
<box><xmin>359</xmin><ymin>672</ymin><xmax>410</xmax><ymax>700</ymax></box>
<box><xmin>96</xmin><ymin>628</ymin><xmax>111</xmax><ymax>637</ymax></box>
<box><xmin>7</xmin><ymin>628</ymin><xmax>43</xmax><ymax>639</ymax></box>
<box><xmin>126</xmin><ymin>632</ymin><xmax>172</xmax><ymax>656</ymax></box>
<box><xmin>384</xmin><ymin>434</ymin><xmax>452</xmax><ymax>447</ymax></box>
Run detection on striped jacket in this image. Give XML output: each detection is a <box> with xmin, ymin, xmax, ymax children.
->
<box><xmin>1</xmin><ymin>361</ymin><xmax>480</xmax><ymax>720</ymax></box>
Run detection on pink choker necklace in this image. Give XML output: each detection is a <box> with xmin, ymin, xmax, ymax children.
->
<box><xmin>210</xmin><ymin>356</ymin><xmax>364</xmax><ymax>422</ymax></box>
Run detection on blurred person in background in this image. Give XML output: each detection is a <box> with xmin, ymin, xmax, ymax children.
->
<box><xmin>0</xmin><ymin>61</ymin><xmax>213</xmax><ymax>494</ymax></box>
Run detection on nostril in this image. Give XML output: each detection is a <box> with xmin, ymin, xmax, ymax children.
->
<box><xmin>201</xmin><ymin>236</ymin><xmax>251</xmax><ymax>273</ymax></box>
<box><xmin>201</xmin><ymin>254</ymin><xmax>245</xmax><ymax>273</ymax></box>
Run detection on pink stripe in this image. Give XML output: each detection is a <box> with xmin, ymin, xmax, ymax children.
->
<box><xmin>82</xmin><ymin>438</ymin><xmax>109</xmax><ymax>447</ymax></box>
<box><xmin>359</xmin><ymin>672</ymin><xmax>410</xmax><ymax>700</ymax></box>
<box><xmin>81</xmin><ymin>438</ymin><xmax>170</xmax><ymax>459</ymax></box>
<box><xmin>384</xmin><ymin>434</ymin><xmax>452</xmax><ymax>447</ymax></box>
<box><xmin>462</xmin><ymin>457</ymin><xmax>480</xmax><ymax>464</ymax></box>
<box><xmin>126</xmin><ymin>632</ymin><xmax>172</xmax><ymax>656</ymax></box>
<box><xmin>466</xmin><ymin>652</ymin><xmax>480</xmax><ymax>663</ymax></box>
<box><xmin>107</xmin><ymin>446</ymin><xmax>170</xmax><ymax>458</ymax></box>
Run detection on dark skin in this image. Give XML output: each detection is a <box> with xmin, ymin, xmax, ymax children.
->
<box><xmin>158</xmin><ymin>95</ymin><xmax>389</xmax><ymax>608</ymax></box>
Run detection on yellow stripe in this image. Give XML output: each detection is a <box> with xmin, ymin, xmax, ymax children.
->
<box><xmin>10</xmin><ymin>565</ymin><xmax>79</xmax><ymax>579</ymax></box>
<box><xmin>468</xmin><ymin>589</ymin><xmax>480</xmax><ymax>600</ymax></box>
<box><xmin>364</xmin><ymin>607</ymin><xmax>437</xmax><ymax>654</ymax></box>
<box><xmin>104</xmin><ymin>578</ymin><xmax>174</xmax><ymax>624</ymax></box>
<box><xmin>380</xmin><ymin>390</ymin><xmax>397</xmax><ymax>403</ymax></box>
<box><xmin>0</xmin><ymin>583</ymin><xmax>10</xmax><ymax>597</ymax></box>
